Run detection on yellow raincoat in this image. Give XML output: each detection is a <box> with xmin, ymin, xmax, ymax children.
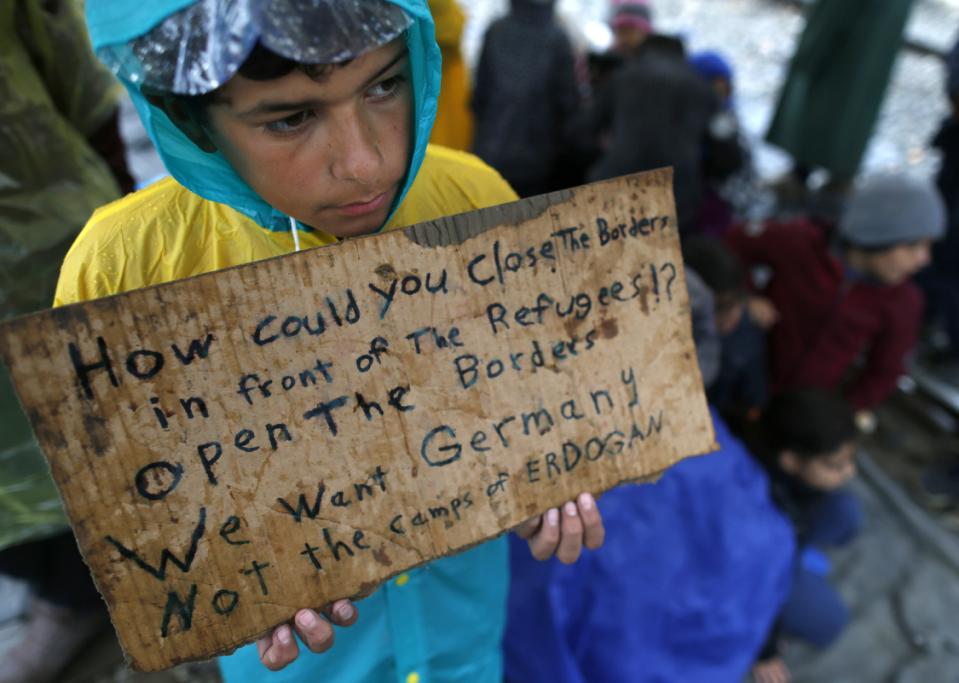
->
<box><xmin>428</xmin><ymin>0</ymin><xmax>474</xmax><ymax>151</ymax></box>
<box><xmin>0</xmin><ymin>0</ymin><xmax>121</xmax><ymax>549</ymax></box>
<box><xmin>56</xmin><ymin>145</ymin><xmax>515</xmax><ymax>300</ymax></box>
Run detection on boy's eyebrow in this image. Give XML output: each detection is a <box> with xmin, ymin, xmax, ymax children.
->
<box><xmin>361</xmin><ymin>50</ymin><xmax>407</xmax><ymax>89</ymax></box>
<box><xmin>236</xmin><ymin>50</ymin><xmax>408</xmax><ymax>119</ymax></box>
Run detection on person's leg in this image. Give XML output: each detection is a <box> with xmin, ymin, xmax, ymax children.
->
<box><xmin>0</xmin><ymin>532</ymin><xmax>102</xmax><ymax>611</ymax></box>
<box><xmin>803</xmin><ymin>489</ymin><xmax>863</xmax><ymax>548</ymax></box>
<box><xmin>0</xmin><ymin>537</ymin><xmax>47</xmax><ymax>586</ymax></box>
<box><xmin>933</xmin><ymin>234</ymin><xmax>959</xmax><ymax>356</ymax></box>
<box><xmin>793</xmin><ymin>163</ymin><xmax>812</xmax><ymax>186</ymax></box>
<box><xmin>0</xmin><ymin>533</ymin><xmax>107</xmax><ymax>683</ymax></box>
<box><xmin>778</xmin><ymin>565</ymin><xmax>848</xmax><ymax>648</ymax></box>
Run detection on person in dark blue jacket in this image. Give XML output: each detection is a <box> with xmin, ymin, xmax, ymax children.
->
<box><xmin>471</xmin><ymin>0</ymin><xmax>581</xmax><ymax>198</ymax></box>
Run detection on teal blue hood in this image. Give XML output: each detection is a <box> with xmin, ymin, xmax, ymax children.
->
<box><xmin>85</xmin><ymin>0</ymin><xmax>441</xmax><ymax>233</ymax></box>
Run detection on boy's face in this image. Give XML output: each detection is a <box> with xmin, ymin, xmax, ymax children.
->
<box><xmin>612</xmin><ymin>25</ymin><xmax>648</xmax><ymax>56</ymax></box>
<box><xmin>204</xmin><ymin>40</ymin><xmax>412</xmax><ymax>237</ymax></box>
<box><xmin>857</xmin><ymin>239</ymin><xmax>932</xmax><ymax>286</ymax></box>
<box><xmin>710</xmin><ymin>77</ymin><xmax>732</xmax><ymax>103</ymax></box>
<box><xmin>780</xmin><ymin>441</ymin><xmax>857</xmax><ymax>492</ymax></box>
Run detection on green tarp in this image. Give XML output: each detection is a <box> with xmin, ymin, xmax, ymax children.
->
<box><xmin>0</xmin><ymin>0</ymin><xmax>122</xmax><ymax>550</ymax></box>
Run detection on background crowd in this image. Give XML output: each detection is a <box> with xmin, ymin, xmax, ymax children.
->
<box><xmin>1</xmin><ymin>0</ymin><xmax>958</xmax><ymax>682</ymax></box>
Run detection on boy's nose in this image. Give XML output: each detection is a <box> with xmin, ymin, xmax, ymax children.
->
<box><xmin>328</xmin><ymin>109</ymin><xmax>382</xmax><ymax>184</ymax></box>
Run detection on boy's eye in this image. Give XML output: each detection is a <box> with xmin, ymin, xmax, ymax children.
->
<box><xmin>264</xmin><ymin>110</ymin><xmax>313</xmax><ymax>134</ymax></box>
<box><xmin>367</xmin><ymin>74</ymin><xmax>406</xmax><ymax>101</ymax></box>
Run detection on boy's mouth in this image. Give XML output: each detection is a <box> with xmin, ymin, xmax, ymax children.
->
<box><xmin>335</xmin><ymin>191</ymin><xmax>389</xmax><ymax>217</ymax></box>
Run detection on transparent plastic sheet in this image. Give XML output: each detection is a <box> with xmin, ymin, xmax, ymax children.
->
<box><xmin>97</xmin><ymin>0</ymin><xmax>412</xmax><ymax>95</ymax></box>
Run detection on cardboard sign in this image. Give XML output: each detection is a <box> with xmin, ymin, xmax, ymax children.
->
<box><xmin>0</xmin><ymin>169</ymin><xmax>716</xmax><ymax>670</ymax></box>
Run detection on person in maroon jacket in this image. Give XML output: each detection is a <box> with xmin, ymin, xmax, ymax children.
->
<box><xmin>727</xmin><ymin>174</ymin><xmax>945</xmax><ymax>426</ymax></box>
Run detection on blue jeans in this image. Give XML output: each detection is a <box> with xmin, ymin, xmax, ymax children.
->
<box><xmin>779</xmin><ymin>490</ymin><xmax>863</xmax><ymax>648</ymax></box>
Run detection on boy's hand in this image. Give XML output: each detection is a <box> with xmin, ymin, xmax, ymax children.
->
<box><xmin>855</xmin><ymin>409</ymin><xmax>877</xmax><ymax>434</ymax></box>
<box><xmin>256</xmin><ymin>600</ymin><xmax>358</xmax><ymax>671</ymax></box>
<box><xmin>515</xmin><ymin>493</ymin><xmax>605</xmax><ymax>564</ymax></box>
<box><xmin>752</xmin><ymin>656</ymin><xmax>791</xmax><ymax>683</ymax></box>
<box><xmin>748</xmin><ymin>296</ymin><xmax>779</xmax><ymax>329</ymax></box>
<box><xmin>256</xmin><ymin>494</ymin><xmax>604</xmax><ymax>669</ymax></box>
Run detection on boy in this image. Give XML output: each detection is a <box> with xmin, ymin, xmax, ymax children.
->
<box><xmin>747</xmin><ymin>389</ymin><xmax>861</xmax><ymax>683</ymax></box>
<box><xmin>682</xmin><ymin>235</ymin><xmax>767</xmax><ymax>426</ymax></box>
<box><xmin>58</xmin><ymin>1</ymin><xmax>604</xmax><ymax>680</ymax></box>
<box><xmin>726</xmin><ymin>174</ymin><xmax>945</xmax><ymax>421</ymax></box>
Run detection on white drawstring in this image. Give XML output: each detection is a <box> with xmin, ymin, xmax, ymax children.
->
<box><xmin>289</xmin><ymin>216</ymin><xmax>301</xmax><ymax>252</ymax></box>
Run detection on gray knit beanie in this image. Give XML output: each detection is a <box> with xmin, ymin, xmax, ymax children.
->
<box><xmin>839</xmin><ymin>174</ymin><xmax>946</xmax><ymax>248</ymax></box>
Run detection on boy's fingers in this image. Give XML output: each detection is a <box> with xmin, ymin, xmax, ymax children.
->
<box><xmin>294</xmin><ymin>609</ymin><xmax>335</xmax><ymax>653</ymax></box>
<box><xmin>556</xmin><ymin>501</ymin><xmax>584</xmax><ymax>564</ymax></box>
<box><xmin>257</xmin><ymin>624</ymin><xmax>299</xmax><ymax>670</ymax></box>
<box><xmin>323</xmin><ymin>599</ymin><xmax>358</xmax><ymax>627</ymax></box>
<box><xmin>527</xmin><ymin>508</ymin><xmax>561</xmax><ymax>560</ymax></box>
<box><xmin>256</xmin><ymin>635</ymin><xmax>271</xmax><ymax>667</ymax></box>
<box><xmin>578</xmin><ymin>493</ymin><xmax>605</xmax><ymax>550</ymax></box>
<box><xmin>515</xmin><ymin>515</ymin><xmax>542</xmax><ymax>540</ymax></box>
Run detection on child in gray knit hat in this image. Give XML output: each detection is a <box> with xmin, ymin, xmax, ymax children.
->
<box><xmin>727</xmin><ymin>173</ymin><xmax>944</xmax><ymax>429</ymax></box>
<box><xmin>838</xmin><ymin>174</ymin><xmax>945</xmax><ymax>282</ymax></box>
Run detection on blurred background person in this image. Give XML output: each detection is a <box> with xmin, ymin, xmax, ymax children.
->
<box><xmin>683</xmin><ymin>235</ymin><xmax>768</xmax><ymax>431</ymax></box>
<box><xmin>726</xmin><ymin>175</ymin><xmax>945</xmax><ymax>427</ymax></box>
<box><xmin>919</xmin><ymin>33</ymin><xmax>959</xmax><ymax>366</ymax></box>
<box><xmin>585</xmin><ymin>0</ymin><xmax>717</xmax><ymax>233</ymax></box>
<box><xmin>747</xmin><ymin>390</ymin><xmax>861</xmax><ymax>683</ymax></box>
<box><xmin>472</xmin><ymin>0</ymin><xmax>581</xmax><ymax>197</ymax></box>
<box><xmin>689</xmin><ymin>50</ymin><xmax>770</xmax><ymax>236</ymax></box>
<box><xmin>429</xmin><ymin>0</ymin><xmax>474</xmax><ymax>151</ymax></box>
<box><xmin>0</xmin><ymin>0</ymin><xmax>132</xmax><ymax>681</ymax></box>
<box><xmin>915</xmin><ymin>34</ymin><xmax>959</xmax><ymax>509</ymax></box>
